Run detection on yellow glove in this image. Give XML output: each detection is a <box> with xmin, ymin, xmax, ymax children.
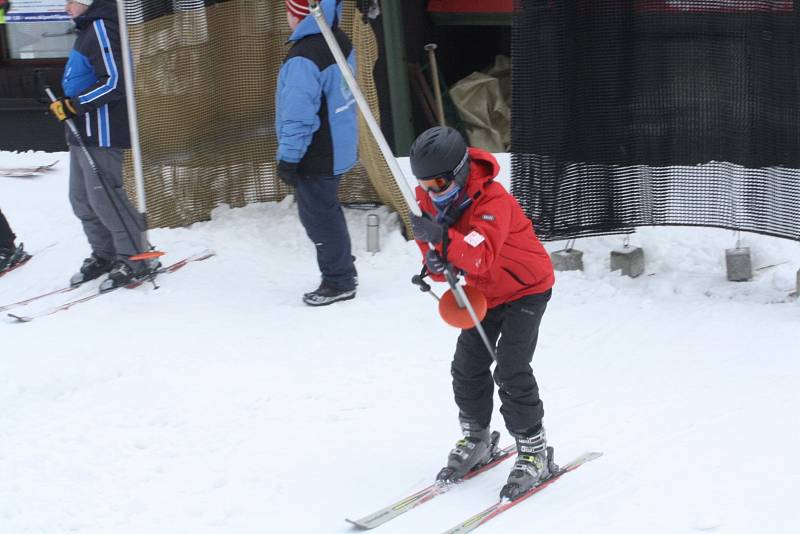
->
<box><xmin>49</xmin><ymin>97</ymin><xmax>78</xmax><ymax>122</ymax></box>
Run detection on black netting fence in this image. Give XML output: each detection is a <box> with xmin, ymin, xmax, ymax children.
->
<box><xmin>511</xmin><ymin>0</ymin><xmax>800</xmax><ymax>241</ymax></box>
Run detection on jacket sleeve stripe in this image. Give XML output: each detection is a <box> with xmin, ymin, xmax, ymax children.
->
<box><xmin>98</xmin><ymin>104</ymin><xmax>110</xmax><ymax>147</ymax></box>
<box><xmin>79</xmin><ymin>20</ymin><xmax>119</xmax><ymax>104</ymax></box>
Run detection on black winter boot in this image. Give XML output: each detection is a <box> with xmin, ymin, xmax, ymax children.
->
<box><xmin>302</xmin><ymin>282</ymin><xmax>356</xmax><ymax>306</ymax></box>
<box><xmin>98</xmin><ymin>259</ymin><xmax>154</xmax><ymax>292</ymax></box>
<box><xmin>70</xmin><ymin>253</ymin><xmax>113</xmax><ymax>286</ymax></box>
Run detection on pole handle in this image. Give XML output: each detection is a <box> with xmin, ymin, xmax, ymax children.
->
<box><xmin>411</xmin><ymin>273</ymin><xmax>440</xmax><ymax>302</ymax></box>
<box><xmin>44</xmin><ymin>86</ymin><xmax>83</xmax><ymax>141</ymax></box>
<box><xmin>411</xmin><ymin>274</ymin><xmax>431</xmax><ymax>292</ymax></box>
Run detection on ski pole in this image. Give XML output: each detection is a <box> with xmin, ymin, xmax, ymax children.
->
<box><xmin>438</xmin><ymin>235</ymin><xmax>494</xmax><ymax>359</ymax></box>
<box><xmin>413</xmin><ymin>258</ymin><xmax>495</xmax><ymax>361</ymax></box>
<box><xmin>444</xmin><ymin>266</ymin><xmax>497</xmax><ymax>361</ymax></box>
<box><xmin>424</xmin><ymin>43</ymin><xmax>446</xmax><ymax>127</ymax></box>
<box><xmin>45</xmin><ymin>87</ymin><xmax>162</xmax><ymax>266</ymax></box>
<box><xmin>114</xmin><ymin>0</ymin><xmax>148</xmax><ymax>220</ymax></box>
<box><xmin>316</xmin><ymin>0</ymin><xmax>483</xmax><ymax>347</ymax></box>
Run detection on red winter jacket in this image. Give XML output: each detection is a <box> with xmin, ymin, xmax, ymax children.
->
<box><xmin>414</xmin><ymin>148</ymin><xmax>554</xmax><ymax>309</ymax></box>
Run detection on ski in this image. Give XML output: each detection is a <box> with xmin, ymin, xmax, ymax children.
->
<box><xmin>441</xmin><ymin>451</ymin><xmax>602</xmax><ymax>534</ymax></box>
<box><xmin>0</xmin><ymin>244</ymin><xmax>89</xmax><ymax>311</ymax></box>
<box><xmin>0</xmin><ymin>160</ymin><xmax>59</xmax><ymax>177</ymax></box>
<box><xmin>346</xmin><ymin>439</ymin><xmax>518</xmax><ymax>530</ymax></box>
<box><xmin>7</xmin><ymin>249</ymin><xmax>215</xmax><ymax>322</ymax></box>
<box><xmin>0</xmin><ymin>282</ymin><xmax>88</xmax><ymax>312</ymax></box>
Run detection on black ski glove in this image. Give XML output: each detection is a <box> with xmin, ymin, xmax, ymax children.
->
<box><xmin>410</xmin><ymin>213</ymin><xmax>444</xmax><ymax>244</ymax></box>
<box><xmin>425</xmin><ymin>249</ymin><xmax>447</xmax><ymax>274</ymax></box>
<box><xmin>277</xmin><ymin>160</ymin><xmax>300</xmax><ymax>187</ymax></box>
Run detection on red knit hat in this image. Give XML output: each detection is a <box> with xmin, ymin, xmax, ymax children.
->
<box><xmin>286</xmin><ymin>0</ymin><xmax>311</xmax><ymax>19</ymax></box>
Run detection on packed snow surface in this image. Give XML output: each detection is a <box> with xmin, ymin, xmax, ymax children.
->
<box><xmin>2</xmin><ymin>150</ymin><xmax>799</xmax><ymax>534</ymax></box>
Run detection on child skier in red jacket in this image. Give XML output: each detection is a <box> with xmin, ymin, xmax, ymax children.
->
<box><xmin>408</xmin><ymin>126</ymin><xmax>555</xmax><ymax>500</ymax></box>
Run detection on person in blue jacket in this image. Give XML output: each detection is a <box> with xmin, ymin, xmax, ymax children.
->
<box><xmin>276</xmin><ymin>0</ymin><xmax>359</xmax><ymax>306</ymax></box>
<box><xmin>49</xmin><ymin>0</ymin><xmax>148</xmax><ymax>291</ymax></box>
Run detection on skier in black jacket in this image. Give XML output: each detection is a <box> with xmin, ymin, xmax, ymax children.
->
<box><xmin>49</xmin><ymin>0</ymin><xmax>147</xmax><ymax>291</ymax></box>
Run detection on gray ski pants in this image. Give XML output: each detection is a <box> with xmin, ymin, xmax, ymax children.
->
<box><xmin>69</xmin><ymin>145</ymin><xmax>146</xmax><ymax>261</ymax></box>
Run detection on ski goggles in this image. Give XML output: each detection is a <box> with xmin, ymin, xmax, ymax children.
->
<box><xmin>416</xmin><ymin>149</ymin><xmax>469</xmax><ymax>194</ymax></box>
<box><xmin>417</xmin><ymin>174</ymin><xmax>454</xmax><ymax>193</ymax></box>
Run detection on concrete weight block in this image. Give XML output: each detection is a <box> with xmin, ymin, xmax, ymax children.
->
<box><xmin>551</xmin><ymin>249</ymin><xmax>584</xmax><ymax>272</ymax></box>
<box><xmin>610</xmin><ymin>246</ymin><xmax>645</xmax><ymax>278</ymax></box>
<box><xmin>725</xmin><ymin>247</ymin><xmax>752</xmax><ymax>282</ymax></box>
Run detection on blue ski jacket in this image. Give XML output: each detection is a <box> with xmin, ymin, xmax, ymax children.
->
<box><xmin>275</xmin><ymin>0</ymin><xmax>358</xmax><ymax>177</ymax></box>
<box><xmin>61</xmin><ymin>0</ymin><xmax>130</xmax><ymax>149</ymax></box>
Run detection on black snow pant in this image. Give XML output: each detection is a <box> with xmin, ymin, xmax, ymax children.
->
<box><xmin>0</xmin><ymin>209</ymin><xmax>15</xmax><ymax>249</ymax></box>
<box><xmin>451</xmin><ymin>289</ymin><xmax>551</xmax><ymax>436</ymax></box>
<box><xmin>294</xmin><ymin>174</ymin><xmax>356</xmax><ymax>291</ymax></box>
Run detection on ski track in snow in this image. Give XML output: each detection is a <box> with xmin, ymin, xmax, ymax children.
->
<box><xmin>1</xmin><ymin>151</ymin><xmax>799</xmax><ymax>534</ymax></box>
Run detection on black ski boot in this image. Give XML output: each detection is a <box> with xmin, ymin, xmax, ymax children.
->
<box><xmin>500</xmin><ymin>427</ymin><xmax>555</xmax><ymax>500</ymax></box>
<box><xmin>99</xmin><ymin>259</ymin><xmax>154</xmax><ymax>292</ymax></box>
<box><xmin>0</xmin><ymin>243</ymin><xmax>31</xmax><ymax>274</ymax></box>
<box><xmin>70</xmin><ymin>253</ymin><xmax>113</xmax><ymax>287</ymax></box>
<box><xmin>436</xmin><ymin>421</ymin><xmax>500</xmax><ymax>483</ymax></box>
<box><xmin>302</xmin><ymin>282</ymin><xmax>356</xmax><ymax>306</ymax></box>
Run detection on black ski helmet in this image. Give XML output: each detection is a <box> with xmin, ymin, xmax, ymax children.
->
<box><xmin>409</xmin><ymin>126</ymin><xmax>470</xmax><ymax>188</ymax></box>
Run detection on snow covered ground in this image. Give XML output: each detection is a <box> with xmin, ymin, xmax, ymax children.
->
<box><xmin>1</xmin><ymin>150</ymin><xmax>799</xmax><ymax>534</ymax></box>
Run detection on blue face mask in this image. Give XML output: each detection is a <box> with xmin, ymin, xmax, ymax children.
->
<box><xmin>431</xmin><ymin>182</ymin><xmax>461</xmax><ymax>208</ymax></box>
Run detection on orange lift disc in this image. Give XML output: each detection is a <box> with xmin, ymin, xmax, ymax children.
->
<box><xmin>438</xmin><ymin>285</ymin><xmax>487</xmax><ymax>329</ymax></box>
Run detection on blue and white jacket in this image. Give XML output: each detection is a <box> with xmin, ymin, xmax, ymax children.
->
<box><xmin>61</xmin><ymin>0</ymin><xmax>129</xmax><ymax>149</ymax></box>
<box><xmin>275</xmin><ymin>0</ymin><xmax>358</xmax><ymax>177</ymax></box>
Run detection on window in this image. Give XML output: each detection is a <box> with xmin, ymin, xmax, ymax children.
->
<box><xmin>2</xmin><ymin>1</ymin><xmax>74</xmax><ymax>60</ymax></box>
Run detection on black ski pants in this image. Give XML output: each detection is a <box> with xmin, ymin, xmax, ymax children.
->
<box><xmin>0</xmin><ymin>208</ymin><xmax>15</xmax><ymax>249</ymax></box>
<box><xmin>451</xmin><ymin>289</ymin><xmax>551</xmax><ymax>436</ymax></box>
<box><xmin>294</xmin><ymin>174</ymin><xmax>356</xmax><ymax>291</ymax></box>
